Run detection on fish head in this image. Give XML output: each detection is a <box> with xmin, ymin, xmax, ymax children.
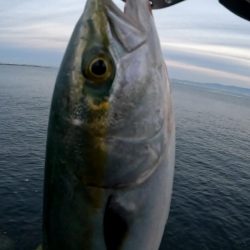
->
<box><xmin>62</xmin><ymin>0</ymin><xmax>162</xmax><ymax>104</ymax></box>
<box><xmin>50</xmin><ymin>0</ymin><xmax>173</xmax><ymax>187</ymax></box>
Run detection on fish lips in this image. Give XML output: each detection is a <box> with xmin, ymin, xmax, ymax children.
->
<box><xmin>82</xmin><ymin>0</ymin><xmax>155</xmax><ymax>53</ymax></box>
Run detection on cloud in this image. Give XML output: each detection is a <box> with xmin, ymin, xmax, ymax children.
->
<box><xmin>162</xmin><ymin>42</ymin><xmax>250</xmax><ymax>87</ymax></box>
<box><xmin>0</xmin><ymin>0</ymin><xmax>83</xmax><ymax>50</ymax></box>
<box><xmin>1</xmin><ymin>22</ymin><xmax>72</xmax><ymax>50</ymax></box>
<box><xmin>0</xmin><ymin>0</ymin><xmax>125</xmax><ymax>51</ymax></box>
<box><xmin>0</xmin><ymin>43</ymin><xmax>63</xmax><ymax>67</ymax></box>
<box><xmin>0</xmin><ymin>0</ymin><xmax>249</xmax><ymax>88</ymax></box>
<box><xmin>166</xmin><ymin>59</ymin><xmax>250</xmax><ymax>88</ymax></box>
<box><xmin>155</xmin><ymin>0</ymin><xmax>250</xmax><ymax>50</ymax></box>
<box><xmin>162</xmin><ymin>42</ymin><xmax>250</xmax><ymax>63</ymax></box>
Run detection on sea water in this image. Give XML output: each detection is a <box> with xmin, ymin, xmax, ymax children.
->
<box><xmin>0</xmin><ymin>65</ymin><xmax>249</xmax><ymax>250</ymax></box>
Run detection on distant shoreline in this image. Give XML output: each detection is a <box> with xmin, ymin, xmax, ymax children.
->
<box><xmin>172</xmin><ymin>78</ymin><xmax>250</xmax><ymax>96</ymax></box>
<box><xmin>0</xmin><ymin>62</ymin><xmax>57</xmax><ymax>69</ymax></box>
<box><xmin>1</xmin><ymin>63</ymin><xmax>249</xmax><ymax>94</ymax></box>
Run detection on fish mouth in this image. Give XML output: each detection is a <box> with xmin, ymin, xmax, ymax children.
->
<box><xmin>83</xmin><ymin>0</ymin><xmax>151</xmax><ymax>52</ymax></box>
<box><xmin>105</xmin><ymin>0</ymin><xmax>152</xmax><ymax>32</ymax></box>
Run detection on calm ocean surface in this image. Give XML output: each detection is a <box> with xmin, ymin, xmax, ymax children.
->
<box><xmin>0</xmin><ymin>65</ymin><xmax>250</xmax><ymax>250</ymax></box>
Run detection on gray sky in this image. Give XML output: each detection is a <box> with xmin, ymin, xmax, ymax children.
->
<box><xmin>0</xmin><ymin>0</ymin><xmax>249</xmax><ymax>87</ymax></box>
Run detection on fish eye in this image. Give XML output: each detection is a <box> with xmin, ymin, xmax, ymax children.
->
<box><xmin>89</xmin><ymin>58</ymin><xmax>108</xmax><ymax>78</ymax></box>
<box><xmin>82</xmin><ymin>53</ymin><xmax>114</xmax><ymax>84</ymax></box>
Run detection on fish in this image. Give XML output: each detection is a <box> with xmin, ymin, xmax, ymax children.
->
<box><xmin>42</xmin><ymin>0</ymin><xmax>175</xmax><ymax>249</ymax></box>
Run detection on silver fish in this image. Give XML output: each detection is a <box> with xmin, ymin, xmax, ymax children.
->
<box><xmin>43</xmin><ymin>0</ymin><xmax>175</xmax><ymax>249</ymax></box>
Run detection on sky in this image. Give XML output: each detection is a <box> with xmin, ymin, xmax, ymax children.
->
<box><xmin>0</xmin><ymin>0</ymin><xmax>249</xmax><ymax>88</ymax></box>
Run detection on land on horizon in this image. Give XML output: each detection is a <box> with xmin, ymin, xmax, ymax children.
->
<box><xmin>1</xmin><ymin>62</ymin><xmax>250</xmax><ymax>97</ymax></box>
<box><xmin>0</xmin><ymin>62</ymin><xmax>56</xmax><ymax>69</ymax></box>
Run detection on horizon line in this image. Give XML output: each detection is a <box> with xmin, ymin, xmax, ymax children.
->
<box><xmin>1</xmin><ymin>62</ymin><xmax>250</xmax><ymax>91</ymax></box>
